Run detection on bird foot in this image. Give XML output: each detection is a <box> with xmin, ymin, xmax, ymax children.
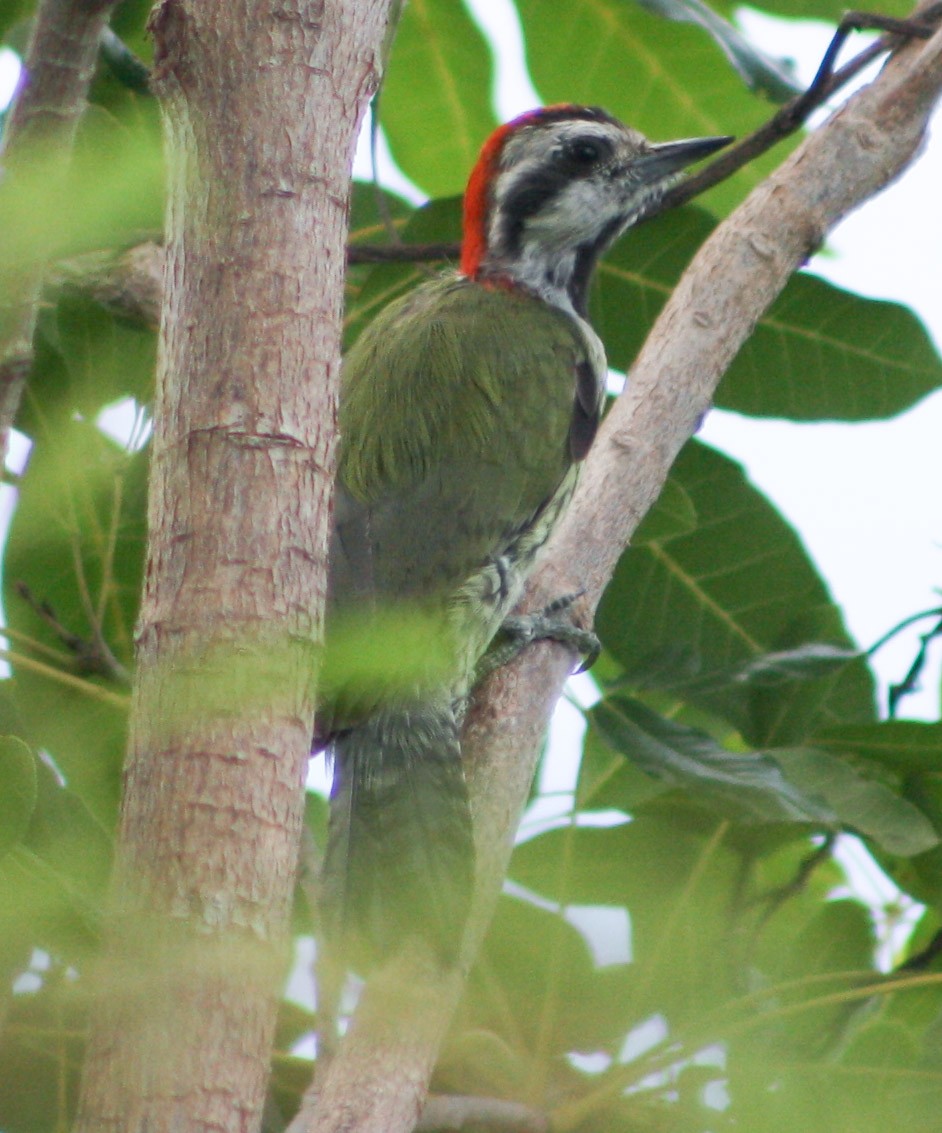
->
<box><xmin>477</xmin><ymin>592</ymin><xmax>600</xmax><ymax>683</ymax></box>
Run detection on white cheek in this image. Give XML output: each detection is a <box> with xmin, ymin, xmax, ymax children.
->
<box><xmin>528</xmin><ymin>181</ymin><xmax>625</xmax><ymax>246</ymax></box>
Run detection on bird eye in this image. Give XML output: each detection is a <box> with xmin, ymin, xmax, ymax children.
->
<box><xmin>567</xmin><ymin>139</ymin><xmax>603</xmax><ymax>165</ymax></box>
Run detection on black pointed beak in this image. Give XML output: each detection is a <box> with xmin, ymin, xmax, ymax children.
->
<box><xmin>633</xmin><ymin>134</ymin><xmax>734</xmax><ymax>181</ymax></box>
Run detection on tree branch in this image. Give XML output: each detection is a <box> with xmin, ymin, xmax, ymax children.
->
<box><xmin>54</xmin><ymin>241</ymin><xmax>165</xmax><ymax>327</ymax></box>
<box><xmin>302</xmin><ymin>12</ymin><xmax>942</xmax><ymax>1133</ymax></box>
<box><xmin>0</xmin><ymin>0</ymin><xmax>119</xmax><ymax>444</ymax></box>
<box><xmin>72</xmin><ymin>2</ymin><xmax>400</xmax><ymax>1131</ymax></box>
<box><xmin>417</xmin><ymin>1095</ymin><xmax>549</xmax><ymax>1133</ymax></box>
<box><xmin>466</xmin><ymin>0</ymin><xmax>942</xmax><ymax>1065</ymax></box>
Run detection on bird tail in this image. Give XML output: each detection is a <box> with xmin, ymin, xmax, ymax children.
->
<box><xmin>321</xmin><ymin>703</ymin><xmax>475</xmax><ymax>967</ymax></box>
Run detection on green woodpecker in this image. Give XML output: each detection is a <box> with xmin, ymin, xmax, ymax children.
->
<box><xmin>317</xmin><ymin>105</ymin><xmax>730</xmax><ymax>966</ymax></box>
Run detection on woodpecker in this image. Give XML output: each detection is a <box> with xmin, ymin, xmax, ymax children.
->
<box><xmin>318</xmin><ymin>105</ymin><xmax>731</xmax><ymax>966</ymax></box>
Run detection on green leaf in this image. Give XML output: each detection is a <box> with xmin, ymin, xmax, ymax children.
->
<box><xmin>0</xmin><ymin>10</ymin><xmax>30</xmax><ymax>49</ymax></box>
<box><xmin>597</xmin><ymin>439</ymin><xmax>875</xmax><ymax>744</ymax></box>
<box><xmin>0</xmin><ymin>108</ymin><xmax>164</xmax><ymax>276</ymax></box>
<box><xmin>381</xmin><ymin>0</ymin><xmax>496</xmax><ymax>196</ymax></box>
<box><xmin>21</xmin><ymin>759</ymin><xmax>112</xmax><ymax>926</ymax></box>
<box><xmin>508</xmin><ymin>815</ymin><xmax>744</xmax><ymax>1026</ymax></box>
<box><xmin>3</xmin><ymin>418</ymin><xmax>140</xmax><ymax>823</ymax></box>
<box><xmin>813</xmin><ymin>721</ymin><xmax>942</xmax><ymax>774</ymax></box>
<box><xmin>632</xmin><ymin>472</ymin><xmax>697</xmax><ymax>544</ymax></box>
<box><xmin>635</xmin><ymin>0</ymin><xmax>802</xmax><ymax>100</ymax></box>
<box><xmin>37</xmin><ymin>290</ymin><xmax>156</xmax><ymax>420</ymax></box>
<box><xmin>592</xmin><ymin>696</ymin><xmax>837</xmax><ymax>824</ymax></box>
<box><xmin>343</xmin><ymin>196</ymin><xmax>462</xmax><ymax>348</ymax></box>
<box><xmin>462</xmin><ymin>895</ymin><xmax>635</xmax><ymax>1056</ymax></box>
<box><xmin>775</xmin><ymin>747</ymin><xmax>939</xmax><ymax>856</ymax></box>
<box><xmin>721</xmin><ymin>275</ymin><xmax>942</xmax><ymax>419</ymax></box>
<box><xmin>348</xmin><ymin>181</ymin><xmax>414</xmax><ymax>246</ymax></box>
<box><xmin>0</xmin><ymin>759</ymin><xmax>111</xmax><ymax>979</ymax></box>
<box><xmin>0</xmin><ymin>736</ymin><xmax>37</xmax><ymax>860</ymax></box>
<box><xmin>516</xmin><ymin>0</ymin><xmax>788</xmax><ymax>216</ymax></box>
<box><xmin>594</xmin><ymin>207</ymin><xmax>942</xmax><ymax>421</ymax></box>
<box><xmin>711</xmin><ymin>0</ymin><xmax>916</xmax><ymax>21</ymax></box>
<box><xmin>0</xmin><ymin>973</ymin><xmax>86</xmax><ymax>1133</ymax></box>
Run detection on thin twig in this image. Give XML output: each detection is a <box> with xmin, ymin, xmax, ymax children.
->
<box><xmin>13</xmin><ymin>580</ymin><xmax>131</xmax><ymax>684</ymax></box>
<box><xmin>868</xmin><ymin>605</ymin><xmax>942</xmax><ymax>655</ymax></box>
<box><xmin>99</xmin><ymin>26</ymin><xmax>151</xmax><ymax>93</ymax></box>
<box><xmin>0</xmin><ymin>646</ymin><xmax>129</xmax><ymax>709</ymax></box>
<box><xmin>667</xmin><ymin>5</ymin><xmax>942</xmax><ymax>210</ymax></box>
<box><xmin>888</xmin><ymin>615</ymin><xmax>942</xmax><ymax>717</ymax></box>
<box><xmin>0</xmin><ymin>621</ymin><xmax>77</xmax><ymax>666</ymax></box>
<box><xmin>751</xmin><ymin>834</ymin><xmax>837</xmax><ymax>926</ymax></box>
<box><xmin>347</xmin><ymin>240</ymin><xmax>459</xmax><ymax>265</ymax></box>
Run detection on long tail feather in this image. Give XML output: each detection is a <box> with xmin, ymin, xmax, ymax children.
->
<box><xmin>321</xmin><ymin>703</ymin><xmax>475</xmax><ymax>967</ymax></box>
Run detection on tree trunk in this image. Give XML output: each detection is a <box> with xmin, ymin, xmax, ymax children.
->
<box><xmin>74</xmin><ymin>2</ymin><xmax>396</xmax><ymax>1131</ymax></box>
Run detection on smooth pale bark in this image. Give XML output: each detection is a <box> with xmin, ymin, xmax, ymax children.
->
<box><xmin>73</xmin><ymin>2</ymin><xmax>397</xmax><ymax>1132</ymax></box>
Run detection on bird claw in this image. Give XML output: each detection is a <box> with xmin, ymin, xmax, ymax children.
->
<box><xmin>476</xmin><ymin>591</ymin><xmax>600</xmax><ymax>683</ymax></box>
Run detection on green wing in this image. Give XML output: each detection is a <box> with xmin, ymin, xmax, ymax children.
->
<box><xmin>331</xmin><ymin>273</ymin><xmax>600</xmax><ymax>606</ymax></box>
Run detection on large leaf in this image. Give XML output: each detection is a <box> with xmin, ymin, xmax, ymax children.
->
<box><xmin>516</xmin><ymin>0</ymin><xmax>789</xmax><ymax>216</ymax></box>
<box><xmin>507</xmin><ymin>814</ymin><xmax>747</xmax><ymax>1031</ymax></box>
<box><xmin>0</xmin><ymin>107</ymin><xmax>164</xmax><ymax>278</ymax></box>
<box><xmin>808</xmin><ymin>723</ymin><xmax>942</xmax><ymax>897</ymax></box>
<box><xmin>0</xmin><ymin>973</ymin><xmax>85</xmax><ymax>1133</ymax></box>
<box><xmin>592</xmin><ymin>696</ymin><xmax>837</xmax><ymax>824</ymax></box>
<box><xmin>632</xmin><ymin>472</ymin><xmax>698</xmax><ymax>544</ymax></box>
<box><xmin>3</xmin><ymin>418</ymin><xmax>140</xmax><ymax>822</ymax></box>
<box><xmin>17</xmin><ymin>758</ymin><xmax>112</xmax><ymax>942</ymax></box>
<box><xmin>0</xmin><ymin>11</ymin><xmax>30</xmax><ymax>48</ymax></box>
<box><xmin>0</xmin><ymin>736</ymin><xmax>37</xmax><ymax>860</ymax></box>
<box><xmin>34</xmin><ymin>289</ymin><xmax>156</xmax><ymax>422</ymax></box>
<box><xmin>453</xmin><ymin>895</ymin><xmax>638</xmax><ymax>1062</ymax></box>
<box><xmin>342</xmin><ymin>195</ymin><xmax>463</xmax><ymax>348</ymax></box>
<box><xmin>711</xmin><ymin>0</ymin><xmax>917</xmax><ymax>22</ymax></box>
<box><xmin>380</xmin><ymin>0</ymin><xmax>496</xmax><ymax>196</ymax></box>
<box><xmin>774</xmin><ymin>747</ymin><xmax>939</xmax><ymax>856</ymax></box>
<box><xmin>598</xmin><ymin>439</ymin><xmax>875</xmax><ymax>743</ymax></box>
<box><xmin>0</xmin><ymin>756</ymin><xmax>110</xmax><ymax>986</ymax></box>
<box><xmin>594</xmin><ymin>206</ymin><xmax>942</xmax><ymax>421</ymax></box>
<box><xmin>636</xmin><ymin>0</ymin><xmax>802</xmax><ymax>100</ymax></box>
<box><xmin>812</xmin><ymin>721</ymin><xmax>942</xmax><ymax>774</ymax></box>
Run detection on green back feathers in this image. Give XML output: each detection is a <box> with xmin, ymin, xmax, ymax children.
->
<box><xmin>339</xmin><ymin>274</ymin><xmax>592</xmax><ymax>503</ymax></box>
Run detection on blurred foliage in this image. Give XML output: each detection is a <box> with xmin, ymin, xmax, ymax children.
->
<box><xmin>2</xmin><ymin>0</ymin><xmax>942</xmax><ymax>1131</ymax></box>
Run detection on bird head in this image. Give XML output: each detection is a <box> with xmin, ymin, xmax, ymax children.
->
<box><xmin>460</xmin><ymin>105</ymin><xmax>731</xmax><ymax>316</ymax></box>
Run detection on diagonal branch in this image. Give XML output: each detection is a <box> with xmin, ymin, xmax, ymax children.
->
<box><xmin>0</xmin><ymin>0</ymin><xmax>119</xmax><ymax>444</ymax></box>
<box><xmin>297</xmin><ymin>12</ymin><xmax>942</xmax><ymax>1133</ymax></box>
<box><xmin>464</xmin><ymin>10</ymin><xmax>942</xmax><ymax>920</ymax></box>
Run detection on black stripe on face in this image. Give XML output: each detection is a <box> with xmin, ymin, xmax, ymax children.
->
<box><xmin>568</xmin><ymin>218</ymin><xmax>623</xmax><ymax>316</ymax></box>
<box><xmin>499</xmin><ymin>133</ymin><xmax>616</xmax><ymax>256</ymax></box>
<box><xmin>500</xmin><ymin>169</ymin><xmax>569</xmax><ymax>255</ymax></box>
